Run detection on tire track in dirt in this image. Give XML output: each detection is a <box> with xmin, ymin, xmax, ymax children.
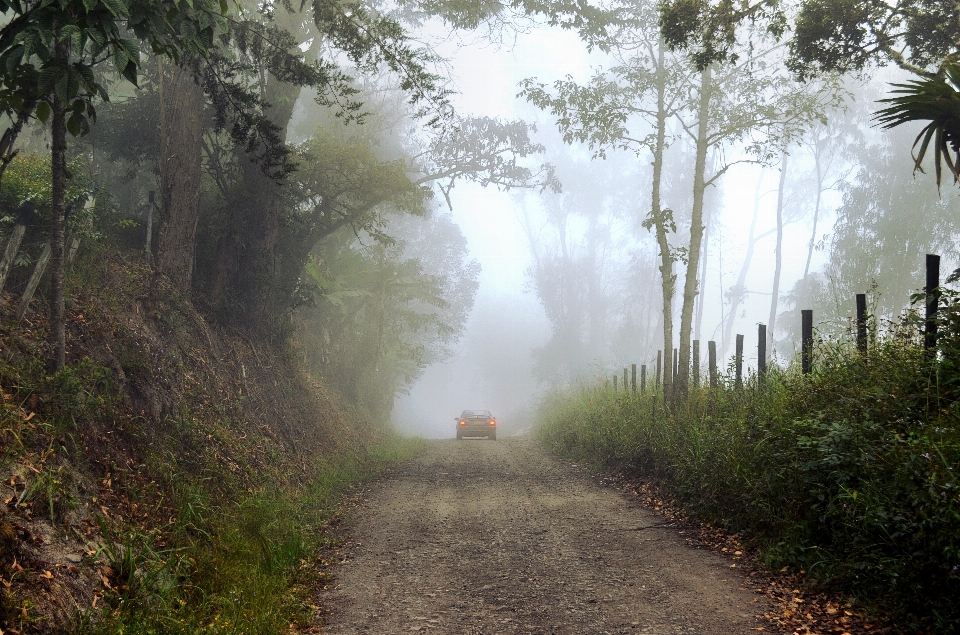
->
<box><xmin>322</xmin><ymin>437</ymin><xmax>771</xmax><ymax>634</ymax></box>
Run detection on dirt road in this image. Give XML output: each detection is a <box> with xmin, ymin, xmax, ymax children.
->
<box><xmin>322</xmin><ymin>437</ymin><xmax>771</xmax><ymax>635</ymax></box>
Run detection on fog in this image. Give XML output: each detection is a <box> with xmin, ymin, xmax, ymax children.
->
<box><xmin>16</xmin><ymin>0</ymin><xmax>952</xmax><ymax>440</ymax></box>
<box><xmin>392</xmin><ymin>24</ymin><xmax>960</xmax><ymax>438</ymax></box>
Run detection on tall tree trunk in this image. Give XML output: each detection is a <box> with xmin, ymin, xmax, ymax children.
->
<box><xmin>48</xmin><ymin>44</ymin><xmax>69</xmax><ymax>372</ymax></box>
<box><xmin>211</xmin><ymin>72</ymin><xmax>299</xmax><ymax>334</ymax></box>
<box><xmin>768</xmin><ymin>152</ymin><xmax>788</xmax><ymax>349</ymax></box>
<box><xmin>694</xmin><ymin>162</ymin><xmax>717</xmax><ymax>342</ymax></box>
<box><xmin>205</xmin><ymin>7</ymin><xmax>311</xmax><ymax>334</ymax></box>
<box><xmin>722</xmin><ymin>169</ymin><xmax>766</xmax><ymax>356</ymax></box>
<box><xmin>650</xmin><ymin>42</ymin><xmax>674</xmax><ymax>399</ymax></box>
<box><xmin>586</xmin><ymin>214</ymin><xmax>603</xmax><ymax>351</ymax></box>
<box><xmin>156</xmin><ymin>58</ymin><xmax>205</xmax><ymax>293</ymax></box>
<box><xmin>803</xmin><ymin>149</ymin><xmax>822</xmax><ymax>278</ymax></box>
<box><xmin>677</xmin><ymin>66</ymin><xmax>713</xmax><ymax>396</ymax></box>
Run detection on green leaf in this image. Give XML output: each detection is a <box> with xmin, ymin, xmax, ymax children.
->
<box><xmin>37</xmin><ymin>64</ymin><xmax>60</xmax><ymax>94</ymax></box>
<box><xmin>113</xmin><ymin>47</ymin><xmax>127</xmax><ymax>74</ymax></box>
<box><xmin>21</xmin><ymin>32</ymin><xmax>37</xmax><ymax>61</ymax></box>
<box><xmin>99</xmin><ymin>0</ymin><xmax>128</xmax><ymax>18</ymax></box>
<box><xmin>59</xmin><ymin>24</ymin><xmax>81</xmax><ymax>42</ymax></box>
<box><xmin>66</xmin><ymin>112</ymin><xmax>82</xmax><ymax>136</ymax></box>
<box><xmin>4</xmin><ymin>46</ymin><xmax>23</xmax><ymax>74</ymax></box>
<box><xmin>76</xmin><ymin>64</ymin><xmax>96</xmax><ymax>92</ymax></box>
<box><xmin>119</xmin><ymin>38</ymin><xmax>139</xmax><ymax>64</ymax></box>
<box><xmin>81</xmin><ymin>0</ymin><xmax>97</xmax><ymax>11</ymax></box>
<box><xmin>304</xmin><ymin>259</ymin><xmax>328</xmax><ymax>287</ymax></box>
<box><xmin>34</xmin><ymin>101</ymin><xmax>50</xmax><ymax>123</ymax></box>
<box><xmin>120</xmin><ymin>59</ymin><xmax>138</xmax><ymax>86</ymax></box>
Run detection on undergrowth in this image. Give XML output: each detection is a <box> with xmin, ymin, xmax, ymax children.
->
<box><xmin>0</xmin><ymin>250</ymin><xmax>426</xmax><ymax>634</ymax></box>
<box><xmin>79</xmin><ymin>438</ymin><xmax>422</xmax><ymax>635</ymax></box>
<box><xmin>538</xmin><ymin>320</ymin><xmax>960</xmax><ymax>632</ymax></box>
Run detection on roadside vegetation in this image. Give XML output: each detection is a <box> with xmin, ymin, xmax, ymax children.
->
<box><xmin>537</xmin><ymin>310</ymin><xmax>960</xmax><ymax>633</ymax></box>
<box><xmin>0</xmin><ymin>240</ymin><xmax>424</xmax><ymax>634</ymax></box>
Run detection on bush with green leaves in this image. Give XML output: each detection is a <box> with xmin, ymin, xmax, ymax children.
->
<box><xmin>538</xmin><ymin>314</ymin><xmax>960</xmax><ymax>632</ymax></box>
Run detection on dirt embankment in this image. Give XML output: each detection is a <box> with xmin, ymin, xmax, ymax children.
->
<box><xmin>0</xmin><ymin>253</ymin><xmax>370</xmax><ymax>633</ymax></box>
<box><xmin>322</xmin><ymin>437</ymin><xmax>770</xmax><ymax>635</ymax></box>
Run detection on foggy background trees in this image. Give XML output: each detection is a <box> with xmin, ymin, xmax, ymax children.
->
<box><xmin>0</xmin><ymin>0</ymin><xmax>957</xmax><ymax>429</ymax></box>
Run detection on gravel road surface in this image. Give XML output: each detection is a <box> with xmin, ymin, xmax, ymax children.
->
<box><xmin>322</xmin><ymin>436</ymin><xmax>771</xmax><ymax>635</ymax></box>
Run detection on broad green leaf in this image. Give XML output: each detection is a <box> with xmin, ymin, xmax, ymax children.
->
<box><xmin>77</xmin><ymin>64</ymin><xmax>96</xmax><ymax>90</ymax></box>
<box><xmin>34</xmin><ymin>101</ymin><xmax>50</xmax><ymax>123</ymax></box>
<box><xmin>304</xmin><ymin>259</ymin><xmax>328</xmax><ymax>286</ymax></box>
<box><xmin>54</xmin><ymin>69</ymin><xmax>69</xmax><ymax>103</ymax></box>
<box><xmin>120</xmin><ymin>59</ymin><xmax>138</xmax><ymax>86</ymax></box>
<box><xmin>37</xmin><ymin>64</ymin><xmax>60</xmax><ymax>93</ymax></box>
<box><xmin>4</xmin><ymin>46</ymin><xmax>23</xmax><ymax>74</ymax></box>
<box><xmin>66</xmin><ymin>112</ymin><xmax>82</xmax><ymax>136</ymax></box>
<box><xmin>87</xmin><ymin>28</ymin><xmax>105</xmax><ymax>47</ymax></box>
<box><xmin>99</xmin><ymin>0</ymin><xmax>128</xmax><ymax>18</ymax></box>
<box><xmin>21</xmin><ymin>32</ymin><xmax>37</xmax><ymax>60</ymax></box>
<box><xmin>59</xmin><ymin>24</ymin><xmax>81</xmax><ymax>41</ymax></box>
<box><xmin>113</xmin><ymin>47</ymin><xmax>127</xmax><ymax>74</ymax></box>
<box><xmin>67</xmin><ymin>113</ymin><xmax>83</xmax><ymax>137</ymax></box>
<box><xmin>119</xmin><ymin>37</ymin><xmax>139</xmax><ymax>63</ymax></box>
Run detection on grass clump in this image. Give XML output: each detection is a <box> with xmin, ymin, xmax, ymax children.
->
<box><xmin>81</xmin><ymin>437</ymin><xmax>424</xmax><ymax>635</ymax></box>
<box><xmin>538</xmin><ymin>327</ymin><xmax>960</xmax><ymax>632</ymax></box>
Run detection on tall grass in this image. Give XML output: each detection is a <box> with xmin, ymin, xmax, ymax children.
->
<box><xmin>79</xmin><ymin>437</ymin><xmax>424</xmax><ymax>635</ymax></box>
<box><xmin>538</xmin><ymin>332</ymin><xmax>960</xmax><ymax>632</ymax></box>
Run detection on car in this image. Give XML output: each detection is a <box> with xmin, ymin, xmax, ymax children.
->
<box><xmin>455</xmin><ymin>409</ymin><xmax>497</xmax><ymax>440</ymax></box>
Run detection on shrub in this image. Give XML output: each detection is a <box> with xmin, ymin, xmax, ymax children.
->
<box><xmin>538</xmin><ymin>321</ymin><xmax>960</xmax><ymax>631</ymax></box>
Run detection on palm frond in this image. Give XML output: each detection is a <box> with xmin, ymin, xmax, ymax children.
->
<box><xmin>874</xmin><ymin>63</ymin><xmax>960</xmax><ymax>188</ymax></box>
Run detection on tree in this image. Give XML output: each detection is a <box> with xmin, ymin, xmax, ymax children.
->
<box><xmin>524</xmin><ymin>0</ymin><xmax>838</xmax><ymax>394</ymax></box>
<box><xmin>411</xmin><ymin>116</ymin><xmax>560</xmax><ymax>208</ymax></box>
<box><xmin>156</xmin><ymin>58</ymin><xmax>205</xmax><ymax>291</ymax></box>
<box><xmin>521</xmin><ymin>0</ymin><xmax>690</xmax><ymax>396</ymax></box>
<box><xmin>659</xmin><ymin>0</ymin><xmax>960</xmax><ymax>190</ymax></box>
<box><xmin>659</xmin><ymin>0</ymin><xmax>958</xmax><ymax>78</ymax></box>
<box><xmin>298</xmin><ymin>208</ymin><xmax>479</xmax><ymax>418</ymax></box>
<box><xmin>781</xmin><ymin>122</ymin><xmax>960</xmax><ymax>347</ymax></box>
<box><xmin>0</xmin><ymin>0</ymin><xmax>226</xmax><ymax>369</ymax></box>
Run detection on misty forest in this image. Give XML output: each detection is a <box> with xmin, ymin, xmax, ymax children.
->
<box><xmin>0</xmin><ymin>0</ymin><xmax>959</xmax><ymax>633</ymax></box>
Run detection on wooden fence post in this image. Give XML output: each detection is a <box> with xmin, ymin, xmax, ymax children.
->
<box><xmin>692</xmin><ymin>340</ymin><xmax>700</xmax><ymax>387</ymax></box>
<box><xmin>0</xmin><ymin>202</ymin><xmax>35</xmax><ymax>293</ymax></box>
<box><xmin>623</xmin><ymin>368</ymin><xmax>628</xmax><ymax>393</ymax></box>
<box><xmin>613</xmin><ymin>375</ymin><xmax>618</xmax><ymax>391</ymax></box>
<box><xmin>926</xmin><ymin>254</ymin><xmax>940</xmax><ymax>350</ymax></box>
<box><xmin>15</xmin><ymin>242</ymin><xmax>51</xmax><ymax>322</ymax></box>
<box><xmin>641</xmin><ymin>364</ymin><xmax>646</xmax><ymax>394</ymax></box>
<box><xmin>672</xmin><ymin>348</ymin><xmax>678</xmax><ymax>385</ymax></box>
<box><xmin>708</xmin><ymin>340</ymin><xmax>717</xmax><ymax>388</ymax></box>
<box><xmin>735</xmin><ymin>334</ymin><xmax>744</xmax><ymax>387</ymax></box>
<box><xmin>758</xmin><ymin>324</ymin><xmax>767</xmax><ymax>383</ymax></box>
<box><xmin>65</xmin><ymin>197</ymin><xmax>95</xmax><ymax>269</ymax></box>
<box><xmin>656</xmin><ymin>351</ymin><xmax>662</xmax><ymax>390</ymax></box>
<box><xmin>856</xmin><ymin>293</ymin><xmax>867</xmax><ymax>355</ymax></box>
<box><xmin>631</xmin><ymin>364</ymin><xmax>636</xmax><ymax>394</ymax></box>
<box><xmin>802</xmin><ymin>309</ymin><xmax>813</xmax><ymax>374</ymax></box>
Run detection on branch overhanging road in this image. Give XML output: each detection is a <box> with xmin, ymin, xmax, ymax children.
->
<box><xmin>322</xmin><ymin>437</ymin><xmax>770</xmax><ymax>635</ymax></box>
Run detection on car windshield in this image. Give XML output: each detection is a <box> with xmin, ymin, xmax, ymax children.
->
<box><xmin>461</xmin><ymin>410</ymin><xmax>492</xmax><ymax>417</ymax></box>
